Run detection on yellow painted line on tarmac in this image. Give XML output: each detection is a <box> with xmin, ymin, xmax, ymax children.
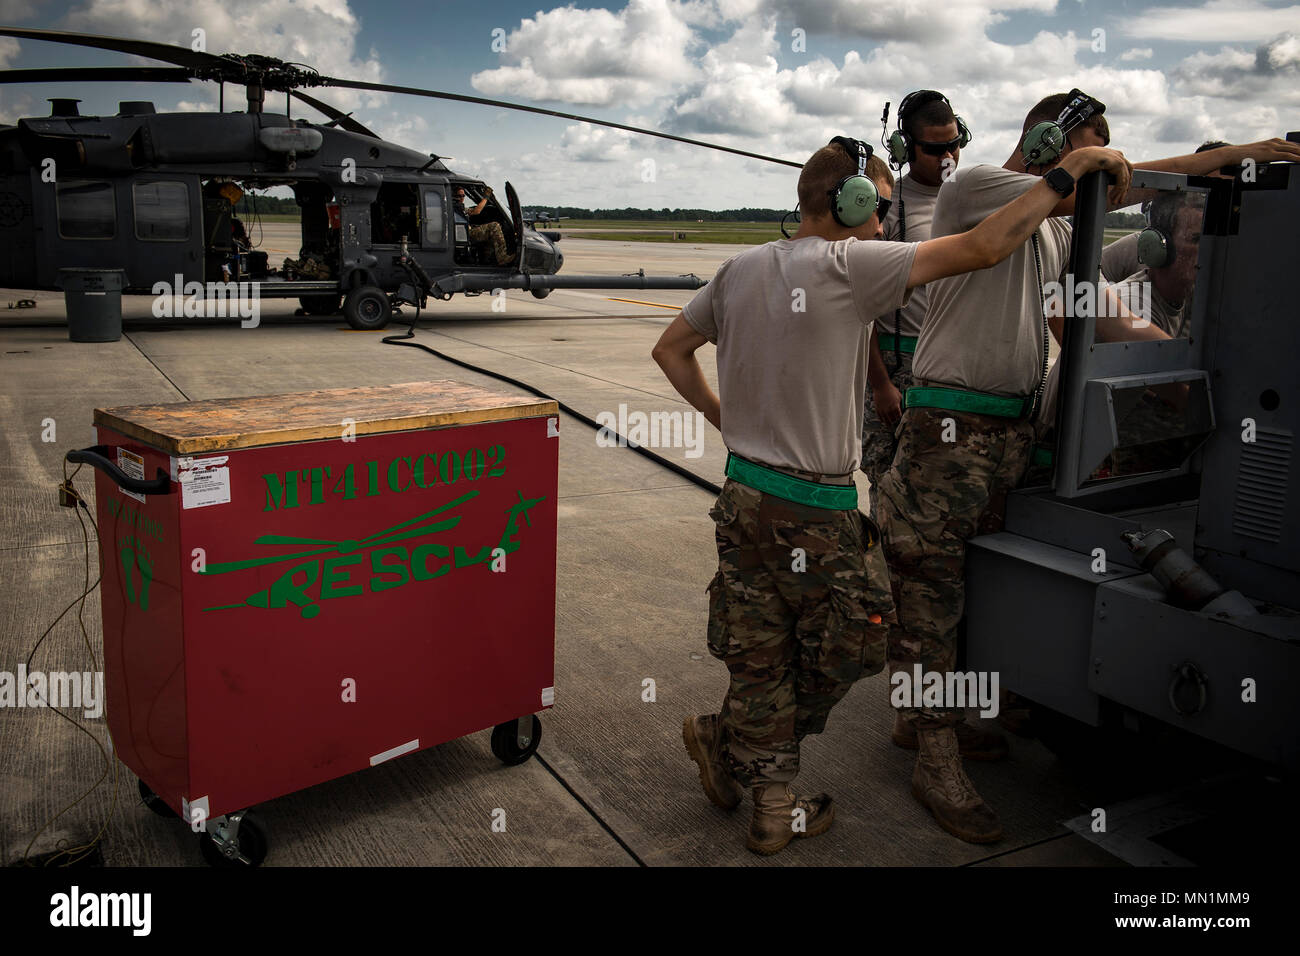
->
<box><xmin>605</xmin><ymin>297</ymin><xmax>681</xmax><ymax>310</ymax></box>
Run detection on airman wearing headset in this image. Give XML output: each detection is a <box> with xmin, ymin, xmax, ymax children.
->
<box><xmin>862</xmin><ymin>91</ymin><xmax>971</xmax><ymax>518</ymax></box>
<box><xmin>651</xmin><ymin>134</ymin><xmax>1133</xmax><ymax>855</ymax></box>
<box><xmin>1101</xmin><ymin>140</ymin><xmax>1235</xmax><ymax>284</ymax></box>
<box><xmin>875</xmin><ymin>90</ymin><xmax>1300</xmax><ymax>846</ymax></box>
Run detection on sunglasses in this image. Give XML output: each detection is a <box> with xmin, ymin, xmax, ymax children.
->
<box><xmin>874</xmin><ymin>197</ymin><xmax>891</xmax><ymax>222</ymax></box>
<box><xmin>916</xmin><ymin>137</ymin><xmax>962</xmax><ymax>157</ymax></box>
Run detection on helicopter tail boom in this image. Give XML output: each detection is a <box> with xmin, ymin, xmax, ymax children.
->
<box><xmin>437</xmin><ymin>272</ymin><xmax>706</xmax><ymax>294</ymax></box>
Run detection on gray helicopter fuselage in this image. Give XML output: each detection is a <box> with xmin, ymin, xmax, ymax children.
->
<box><xmin>0</xmin><ymin>107</ymin><xmax>560</xmax><ymax>293</ymax></box>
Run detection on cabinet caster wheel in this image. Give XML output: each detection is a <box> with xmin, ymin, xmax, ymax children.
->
<box><xmin>138</xmin><ymin>778</ymin><xmax>177</xmax><ymax>819</ymax></box>
<box><xmin>491</xmin><ymin>715</ymin><xmax>541</xmax><ymax>765</ymax></box>
<box><xmin>198</xmin><ymin>810</ymin><xmax>269</xmax><ymax>867</ymax></box>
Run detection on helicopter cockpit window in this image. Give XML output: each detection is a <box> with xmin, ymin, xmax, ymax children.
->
<box><xmin>133</xmin><ymin>181</ymin><xmax>191</xmax><ymax>241</ymax></box>
<box><xmin>423</xmin><ymin>190</ymin><xmax>444</xmax><ymax>246</ymax></box>
<box><xmin>56</xmin><ymin>180</ymin><xmax>115</xmax><ymax>240</ymax></box>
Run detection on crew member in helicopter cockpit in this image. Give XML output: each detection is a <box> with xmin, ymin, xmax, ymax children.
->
<box><xmin>454</xmin><ymin>186</ymin><xmax>511</xmax><ymax>266</ymax></box>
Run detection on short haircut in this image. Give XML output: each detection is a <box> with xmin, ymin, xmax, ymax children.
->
<box><xmin>906</xmin><ymin>97</ymin><xmax>957</xmax><ymax>138</ymax></box>
<box><xmin>1148</xmin><ymin>191</ymin><xmax>1201</xmax><ymax>243</ymax></box>
<box><xmin>1020</xmin><ymin>93</ymin><xmax>1110</xmax><ymax>151</ymax></box>
<box><xmin>798</xmin><ymin>142</ymin><xmax>893</xmax><ymax>219</ymax></box>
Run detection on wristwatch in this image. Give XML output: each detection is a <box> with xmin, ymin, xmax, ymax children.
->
<box><xmin>1044</xmin><ymin>166</ymin><xmax>1075</xmax><ymax>196</ymax></box>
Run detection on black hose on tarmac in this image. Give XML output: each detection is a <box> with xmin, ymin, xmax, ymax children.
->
<box><xmin>381</xmin><ymin>312</ymin><xmax>722</xmax><ymax>495</ymax></box>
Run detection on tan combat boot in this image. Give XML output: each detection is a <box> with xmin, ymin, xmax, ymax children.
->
<box><xmin>746</xmin><ymin>783</ymin><xmax>834</xmax><ymax>855</ymax></box>
<box><xmin>892</xmin><ymin>712</ymin><xmax>1010</xmax><ymax>761</ymax></box>
<box><xmin>911</xmin><ymin>727</ymin><xmax>1003</xmax><ymax>843</ymax></box>
<box><xmin>682</xmin><ymin>714</ymin><xmax>743</xmax><ymax>811</ymax></box>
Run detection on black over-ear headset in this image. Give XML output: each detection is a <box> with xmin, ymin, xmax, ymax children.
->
<box><xmin>885</xmin><ymin>90</ymin><xmax>971</xmax><ymax>166</ymax></box>
<box><xmin>827</xmin><ymin>136</ymin><xmax>880</xmax><ymax>227</ymax></box>
<box><xmin>1138</xmin><ymin>196</ymin><xmax>1182</xmax><ymax>268</ymax></box>
<box><xmin>1021</xmin><ymin>88</ymin><xmax>1106</xmax><ymax>168</ymax></box>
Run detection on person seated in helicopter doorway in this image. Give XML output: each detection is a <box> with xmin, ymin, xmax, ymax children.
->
<box><xmin>454</xmin><ymin>186</ymin><xmax>512</xmax><ymax>265</ymax></box>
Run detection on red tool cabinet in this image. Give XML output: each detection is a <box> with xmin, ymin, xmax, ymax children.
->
<box><xmin>69</xmin><ymin>381</ymin><xmax>559</xmax><ymax>865</ymax></box>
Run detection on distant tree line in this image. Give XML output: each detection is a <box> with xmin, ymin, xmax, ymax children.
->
<box><xmin>1104</xmin><ymin>211</ymin><xmax>1148</xmax><ymax>229</ymax></box>
<box><xmin>229</xmin><ymin>197</ymin><xmax>1151</xmax><ymax>228</ymax></box>
<box><xmin>533</xmin><ymin>207</ymin><xmax>790</xmax><ymax>221</ymax></box>
<box><xmin>234</xmin><ymin>196</ymin><xmax>300</xmax><ymax>215</ymax></box>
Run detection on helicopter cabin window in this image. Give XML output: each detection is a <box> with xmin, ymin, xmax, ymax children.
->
<box><xmin>370</xmin><ymin>183</ymin><xmax>420</xmax><ymax>245</ymax></box>
<box><xmin>56</xmin><ymin>180</ymin><xmax>115</xmax><ymax>239</ymax></box>
<box><xmin>423</xmin><ymin>190</ymin><xmax>445</xmax><ymax>246</ymax></box>
<box><xmin>133</xmin><ymin>181</ymin><xmax>191</xmax><ymax>241</ymax></box>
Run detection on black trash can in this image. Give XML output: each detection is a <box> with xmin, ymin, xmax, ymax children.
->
<box><xmin>60</xmin><ymin>268</ymin><xmax>126</xmax><ymax>342</ymax></box>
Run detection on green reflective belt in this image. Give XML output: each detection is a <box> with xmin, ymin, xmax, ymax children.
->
<box><xmin>724</xmin><ymin>453</ymin><xmax>858</xmax><ymax>511</ymax></box>
<box><xmin>903</xmin><ymin>386</ymin><xmax>1033</xmax><ymax>419</ymax></box>
<box><xmin>879</xmin><ymin>332</ymin><xmax>918</xmax><ymax>354</ymax></box>
<box><xmin>1031</xmin><ymin>446</ymin><xmax>1054</xmax><ymax>468</ymax></box>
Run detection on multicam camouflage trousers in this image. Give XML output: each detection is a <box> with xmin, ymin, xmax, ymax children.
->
<box><xmin>861</xmin><ymin>350</ymin><xmax>915</xmax><ymax>517</ymax></box>
<box><xmin>469</xmin><ymin>222</ymin><xmax>510</xmax><ymax>264</ymax></box>
<box><xmin>874</xmin><ymin>408</ymin><xmax>1035</xmax><ymax>730</ymax></box>
<box><xmin>706</xmin><ymin>478</ymin><xmax>894</xmax><ymax>787</ymax></box>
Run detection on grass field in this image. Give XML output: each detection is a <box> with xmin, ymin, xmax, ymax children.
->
<box><xmin>245</xmin><ymin>214</ymin><xmax>1136</xmax><ymax>246</ymax></box>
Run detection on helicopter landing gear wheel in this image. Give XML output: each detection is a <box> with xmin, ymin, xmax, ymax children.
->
<box><xmin>137</xmin><ymin>778</ymin><xmax>177</xmax><ymax>819</ymax></box>
<box><xmin>299</xmin><ymin>294</ymin><xmax>341</xmax><ymax>316</ymax></box>
<box><xmin>343</xmin><ymin>285</ymin><xmax>392</xmax><ymax>331</ymax></box>
<box><xmin>198</xmin><ymin>810</ymin><xmax>269</xmax><ymax>867</ymax></box>
<box><xmin>531</xmin><ymin>288</ymin><xmax>551</xmax><ymax>300</ymax></box>
<box><xmin>490</xmin><ymin>714</ymin><xmax>542</xmax><ymax>765</ymax></box>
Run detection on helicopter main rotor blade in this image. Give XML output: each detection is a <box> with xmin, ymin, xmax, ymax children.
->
<box><xmin>318</xmin><ymin>77</ymin><xmax>804</xmax><ymax>169</ymax></box>
<box><xmin>0</xmin><ymin>66</ymin><xmax>194</xmax><ymax>85</ymax></box>
<box><xmin>0</xmin><ymin>26</ymin><xmax>803</xmax><ymax>167</ymax></box>
<box><xmin>0</xmin><ymin>26</ymin><xmax>229</xmax><ymax>72</ymax></box>
<box><xmin>290</xmin><ymin>90</ymin><xmax>379</xmax><ymax>138</ymax></box>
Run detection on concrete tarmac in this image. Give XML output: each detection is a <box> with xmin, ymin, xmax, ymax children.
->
<box><xmin>0</xmin><ymin>232</ymin><xmax>1262</xmax><ymax>867</ymax></box>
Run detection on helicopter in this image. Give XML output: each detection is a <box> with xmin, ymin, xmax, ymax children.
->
<box><xmin>0</xmin><ymin>26</ymin><xmax>801</xmax><ymax>330</ymax></box>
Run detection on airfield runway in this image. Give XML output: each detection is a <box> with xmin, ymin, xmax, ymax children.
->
<box><xmin>0</xmin><ymin>230</ymin><xmax>1276</xmax><ymax>867</ymax></box>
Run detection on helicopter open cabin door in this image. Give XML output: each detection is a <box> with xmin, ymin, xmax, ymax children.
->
<box><xmin>34</xmin><ymin>173</ymin><xmax>202</xmax><ymax>290</ymax></box>
<box><xmin>505</xmin><ymin>181</ymin><xmax>524</xmax><ymax>269</ymax></box>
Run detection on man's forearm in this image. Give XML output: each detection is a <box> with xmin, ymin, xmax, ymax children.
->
<box><xmin>656</xmin><ymin>353</ymin><xmax>721</xmax><ymax>431</ymax></box>
<box><xmin>867</xmin><ymin>326</ymin><xmax>891</xmax><ymax>390</ymax></box>
<box><xmin>1135</xmin><ymin>145</ymin><xmax>1239</xmax><ymax>177</ymax></box>
<box><xmin>1097</xmin><ymin>287</ymin><xmax>1171</xmax><ymax>342</ymax></box>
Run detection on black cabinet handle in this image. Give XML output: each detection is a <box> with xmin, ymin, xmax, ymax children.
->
<box><xmin>65</xmin><ymin>445</ymin><xmax>171</xmax><ymax>496</ymax></box>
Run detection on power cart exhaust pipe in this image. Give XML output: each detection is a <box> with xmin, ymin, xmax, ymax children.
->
<box><xmin>1121</xmin><ymin>528</ymin><xmax>1256</xmax><ymax>617</ymax></box>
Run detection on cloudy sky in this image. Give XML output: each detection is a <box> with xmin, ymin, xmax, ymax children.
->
<box><xmin>1</xmin><ymin>0</ymin><xmax>1297</xmax><ymax>209</ymax></box>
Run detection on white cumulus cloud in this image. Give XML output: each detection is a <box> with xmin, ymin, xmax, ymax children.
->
<box><xmin>470</xmin><ymin>0</ymin><xmax>700</xmax><ymax>107</ymax></box>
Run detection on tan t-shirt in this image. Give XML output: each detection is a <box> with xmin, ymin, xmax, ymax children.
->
<box><xmin>1113</xmin><ymin>267</ymin><xmax>1188</xmax><ymax>337</ymax></box>
<box><xmin>915</xmin><ymin>164</ymin><xmax>1072</xmax><ymax>396</ymax></box>
<box><xmin>682</xmin><ymin>237</ymin><xmax>917</xmax><ymax>475</ymax></box>
<box><xmin>878</xmin><ymin>173</ymin><xmax>941</xmax><ymax>338</ymax></box>
<box><xmin>1101</xmin><ymin>231</ymin><xmax>1142</xmax><ymax>284</ymax></box>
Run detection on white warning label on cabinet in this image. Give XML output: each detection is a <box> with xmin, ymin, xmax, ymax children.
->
<box><xmin>172</xmin><ymin>455</ymin><xmax>231</xmax><ymax>510</ymax></box>
<box><xmin>116</xmin><ymin>448</ymin><xmax>146</xmax><ymax>504</ymax></box>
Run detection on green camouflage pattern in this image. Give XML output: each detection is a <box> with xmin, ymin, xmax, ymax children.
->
<box><xmin>469</xmin><ymin>222</ymin><xmax>510</xmax><ymax>264</ymax></box>
<box><xmin>861</xmin><ymin>350</ymin><xmax>915</xmax><ymax>516</ymax></box>
<box><xmin>874</xmin><ymin>408</ymin><xmax>1034</xmax><ymax>730</ymax></box>
<box><xmin>706</xmin><ymin>478</ymin><xmax>894</xmax><ymax>787</ymax></box>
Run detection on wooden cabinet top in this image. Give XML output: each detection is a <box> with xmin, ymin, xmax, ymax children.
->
<box><xmin>94</xmin><ymin>380</ymin><xmax>559</xmax><ymax>453</ymax></box>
